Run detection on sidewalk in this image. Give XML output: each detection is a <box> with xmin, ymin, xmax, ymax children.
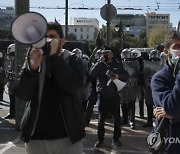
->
<box><xmin>0</xmin><ymin>85</ymin><xmax>151</xmax><ymax>154</ymax></box>
<box><xmin>0</xmin><ymin>86</ymin><xmax>26</xmax><ymax>154</ymax></box>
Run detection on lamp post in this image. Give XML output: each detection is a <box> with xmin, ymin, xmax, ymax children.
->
<box><xmin>115</xmin><ymin>21</ymin><xmax>123</xmax><ymax>51</ymax></box>
<box><xmin>115</xmin><ymin>22</ymin><xmax>130</xmax><ymax>51</ymax></box>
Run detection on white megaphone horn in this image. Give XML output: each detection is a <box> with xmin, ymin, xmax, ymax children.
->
<box><xmin>11</xmin><ymin>12</ymin><xmax>48</xmax><ymax>48</ymax></box>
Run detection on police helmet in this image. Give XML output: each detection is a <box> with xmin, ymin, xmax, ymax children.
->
<box><xmin>7</xmin><ymin>44</ymin><xmax>15</xmax><ymax>56</ymax></box>
<box><xmin>82</xmin><ymin>54</ymin><xmax>89</xmax><ymax>61</ymax></box>
<box><xmin>72</xmin><ymin>48</ymin><xmax>82</xmax><ymax>58</ymax></box>
<box><xmin>95</xmin><ymin>49</ymin><xmax>103</xmax><ymax>60</ymax></box>
<box><xmin>0</xmin><ymin>52</ymin><xmax>3</xmax><ymax>58</ymax></box>
<box><xmin>121</xmin><ymin>48</ymin><xmax>131</xmax><ymax>59</ymax></box>
<box><xmin>131</xmin><ymin>49</ymin><xmax>141</xmax><ymax>59</ymax></box>
<box><xmin>149</xmin><ymin>49</ymin><xmax>160</xmax><ymax>60</ymax></box>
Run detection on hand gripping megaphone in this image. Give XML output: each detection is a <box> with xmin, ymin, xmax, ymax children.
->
<box><xmin>11</xmin><ymin>12</ymin><xmax>48</xmax><ymax>48</ymax></box>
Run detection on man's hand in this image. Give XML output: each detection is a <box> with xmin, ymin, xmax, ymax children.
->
<box><xmin>154</xmin><ymin>107</ymin><xmax>173</xmax><ymax>119</ymax></box>
<box><xmin>29</xmin><ymin>48</ymin><xmax>43</xmax><ymax>71</ymax></box>
<box><xmin>98</xmin><ymin>55</ymin><xmax>105</xmax><ymax>63</ymax></box>
<box><xmin>112</xmin><ymin>74</ymin><xmax>119</xmax><ymax>80</ymax></box>
<box><xmin>49</xmin><ymin>39</ymin><xmax>61</xmax><ymax>56</ymax></box>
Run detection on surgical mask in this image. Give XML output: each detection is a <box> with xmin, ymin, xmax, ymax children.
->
<box><xmin>170</xmin><ymin>49</ymin><xmax>180</xmax><ymax>65</ymax></box>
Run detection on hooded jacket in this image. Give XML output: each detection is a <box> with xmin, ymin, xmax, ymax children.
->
<box><xmin>151</xmin><ymin>61</ymin><xmax>180</xmax><ymax>153</ymax></box>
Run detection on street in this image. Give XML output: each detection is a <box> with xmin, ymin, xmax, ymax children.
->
<box><xmin>0</xmin><ymin>85</ymin><xmax>152</xmax><ymax>154</ymax></box>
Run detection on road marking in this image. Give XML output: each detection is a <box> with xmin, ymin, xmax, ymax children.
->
<box><xmin>86</xmin><ymin>131</ymin><xmax>147</xmax><ymax>138</ymax></box>
<box><xmin>0</xmin><ymin>127</ymin><xmax>15</xmax><ymax>130</ymax></box>
<box><xmin>0</xmin><ymin>136</ymin><xmax>20</xmax><ymax>154</ymax></box>
<box><xmin>83</xmin><ymin>147</ymin><xmax>149</xmax><ymax>154</ymax></box>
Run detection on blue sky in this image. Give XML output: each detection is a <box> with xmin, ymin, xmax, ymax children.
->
<box><xmin>1</xmin><ymin>0</ymin><xmax>180</xmax><ymax>27</ymax></box>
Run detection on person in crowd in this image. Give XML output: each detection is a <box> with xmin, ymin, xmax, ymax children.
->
<box><xmin>120</xmin><ymin>48</ymin><xmax>140</xmax><ymax>129</ymax></box>
<box><xmin>85</xmin><ymin>49</ymin><xmax>102</xmax><ymax>126</ymax></box>
<box><xmin>90</xmin><ymin>47</ymin><xmax>129</xmax><ymax>148</ymax></box>
<box><xmin>15</xmin><ymin>21</ymin><xmax>86</xmax><ymax>154</ymax></box>
<box><xmin>151</xmin><ymin>30</ymin><xmax>180</xmax><ymax>153</ymax></box>
<box><xmin>0</xmin><ymin>51</ymin><xmax>4</xmax><ymax>101</ymax></box>
<box><xmin>142</xmin><ymin>49</ymin><xmax>161</xmax><ymax>127</ymax></box>
<box><xmin>72</xmin><ymin>48</ymin><xmax>91</xmax><ymax>112</ymax></box>
<box><xmin>3</xmin><ymin>44</ymin><xmax>16</xmax><ymax>119</ymax></box>
<box><xmin>160</xmin><ymin>48</ymin><xmax>168</xmax><ymax>66</ymax></box>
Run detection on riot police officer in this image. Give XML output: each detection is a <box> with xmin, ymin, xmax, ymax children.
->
<box><xmin>120</xmin><ymin>48</ymin><xmax>141</xmax><ymax>129</ymax></box>
<box><xmin>0</xmin><ymin>51</ymin><xmax>4</xmax><ymax>101</ymax></box>
<box><xmin>142</xmin><ymin>49</ymin><xmax>161</xmax><ymax>127</ymax></box>
<box><xmin>72</xmin><ymin>48</ymin><xmax>91</xmax><ymax>112</ymax></box>
<box><xmin>3</xmin><ymin>44</ymin><xmax>16</xmax><ymax>119</ymax></box>
<box><xmin>85</xmin><ymin>49</ymin><xmax>103</xmax><ymax>125</ymax></box>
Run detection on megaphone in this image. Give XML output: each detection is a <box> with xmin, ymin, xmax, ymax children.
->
<box><xmin>107</xmin><ymin>79</ymin><xmax>126</xmax><ymax>92</ymax></box>
<box><xmin>11</xmin><ymin>12</ymin><xmax>48</xmax><ymax>48</ymax></box>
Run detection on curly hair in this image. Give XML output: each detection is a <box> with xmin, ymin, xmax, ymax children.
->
<box><xmin>164</xmin><ymin>31</ymin><xmax>178</xmax><ymax>50</ymax></box>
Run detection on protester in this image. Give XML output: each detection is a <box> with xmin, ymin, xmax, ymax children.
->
<box><xmin>15</xmin><ymin>21</ymin><xmax>86</xmax><ymax>154</ymax></box>
<box><xmin>90</xmin><ymin>47</ymin><xmax>129</xmax><ymax>147</ymax></box>
<box><xmin>151</xmin><ymin>30</ymin><xmax>180</xmax><ymax>153</ymax></box>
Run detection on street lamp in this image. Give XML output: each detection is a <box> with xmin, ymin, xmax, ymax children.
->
<box><xmin>115</xmin><ymin>21</ymin><xmax>130</xmax><ymax>51</ymax></box>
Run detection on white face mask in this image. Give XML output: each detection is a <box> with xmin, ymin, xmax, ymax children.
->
<box><xmin>170</xmin><ymin>49</ymin><xmax>180</xmax><ymax>65</ymax></box>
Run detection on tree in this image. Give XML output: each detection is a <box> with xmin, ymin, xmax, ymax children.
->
<box><xmin>0</xmin><ymin>29</ymin><xmax>13</xmax><ymax>39</ymax></box>
<box><xmin>67</xmin><ymin>33</ymin><xmax>77</xmax><ymax>41</ymax></box>
<box><xmin>139</xmin><ymin>29</ymin><xmax>148</xmax><ymax>47</ymax></box>
<box><xmin>147</xmin><ymin>27</ymin><xmax>168</xmax><ymax>48</ymax></box>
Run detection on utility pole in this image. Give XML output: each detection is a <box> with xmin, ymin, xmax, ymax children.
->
<box><xmin>65</xmin><ymin>0</ymin><xmax>68</xmax><ymax>39</ymax></box>
<box><xmin>15</xmin><ymin>0</ymin><xmax>29</xmax><ymax>130</ymax></box>
<box><xmin>106</xmin><ymin>0</ymin><xmax>111</xmax><ymax>47</ymax></box>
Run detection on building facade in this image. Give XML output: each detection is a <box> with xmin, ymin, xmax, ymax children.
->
<box><xmin>112</xmin><ymin>12</ymin><xmax>170</xmax><ymax>37</ymax></box>
<box><xmin>0</xmin><ymin>7</ymin><xmax>15</xmax><ymax>30</ymax></box>
<box><xmin>145</xmin><ymin>12</ymin><xmax>170</xmax><ymax>36</ymax></box>
<box><xmin>62</xmin><ymin>18</ymin><xmax>99</xmax><ymax>42</ymax></box>
<box><xmin>111</xmin><ymin>14</ymin><xmax>146</xmax><ymax>37</ymax></box>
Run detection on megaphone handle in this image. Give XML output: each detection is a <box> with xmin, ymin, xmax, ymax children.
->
<box><xmin>45</xmin><ymin>54</ymin><xmax>51</xmax><ymax>77</ymax></box>
<box><xmin>173</xmin><ymin>58</ymin><xmax>180</xmax><ymax>78</ymax></box>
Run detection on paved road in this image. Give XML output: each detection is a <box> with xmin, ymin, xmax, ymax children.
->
<box><xmin>0</xmin><ymin>86</ymin><xmax>152</xmax><ymax>153</ymax></box>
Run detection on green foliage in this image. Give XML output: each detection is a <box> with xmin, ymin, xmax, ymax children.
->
<box><xmin>147</xmin><ymin>27</ymin><xmax>168</xmax><ymax>48</ymax></box>
<box><xmin>0</xmin><ymin>29</ymin><xmax>13</xmax><ymax>39</ymax></box>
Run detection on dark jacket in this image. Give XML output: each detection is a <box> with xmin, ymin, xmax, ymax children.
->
<box><xmin>151</xmin><ymin>61</ymin><xmax>180</xmax><ymax>153</ymax></box>
<box><xmin>90</xmin><ymin>58</ymin><xmax>129</xmax><ymax>97</ymax></box>
<box><xmin>15</xmin><ymin>53</ymin><xmax>86</xmax><ymax>144</ymax></box>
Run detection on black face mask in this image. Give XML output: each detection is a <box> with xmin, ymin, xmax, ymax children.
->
<box><xmin>104</xmin><ymin>55</ymin><xmax>109</xmax><ymax>62</ymax></box>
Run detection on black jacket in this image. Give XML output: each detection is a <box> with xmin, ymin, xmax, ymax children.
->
<box><xmin>15</xmin><ymin>53</ymin><xmax>86</xmax><ymax>144</ymax></box>
<box><xmin>90</xmin><ymin>58</ymin><xmax>129</xmax><ymax>97</ymax></box>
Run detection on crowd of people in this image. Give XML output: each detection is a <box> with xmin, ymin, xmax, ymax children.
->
<box><xmin>0</xmin><ymin>17</ymin><xmax>179</xmax><ymax>154</ymax></box>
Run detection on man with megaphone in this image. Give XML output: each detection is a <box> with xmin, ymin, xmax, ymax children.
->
<box><xmin>14</xmin><ymin>12</ymin><xmax>85</xmax><ymax>154</ymax></box>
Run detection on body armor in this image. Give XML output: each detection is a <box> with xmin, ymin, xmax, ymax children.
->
<box><xmin>4</xmin><ymin>53</ymin><xmax>16</xmax><ymax>95</ymax></box>
<box><xmin>143</xmin><ymin>60</ymin><xmax>162</xmax><ymax>105</ymax></box>
<box><xmin>120</xmin><ymin>60</ymin><xmax>140</xmax><ymax>102</ymax></box>
<box><xmin>143</xmin><ymin>60</ymin><xmax>162</xmax><ymax>87</ymax></box>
